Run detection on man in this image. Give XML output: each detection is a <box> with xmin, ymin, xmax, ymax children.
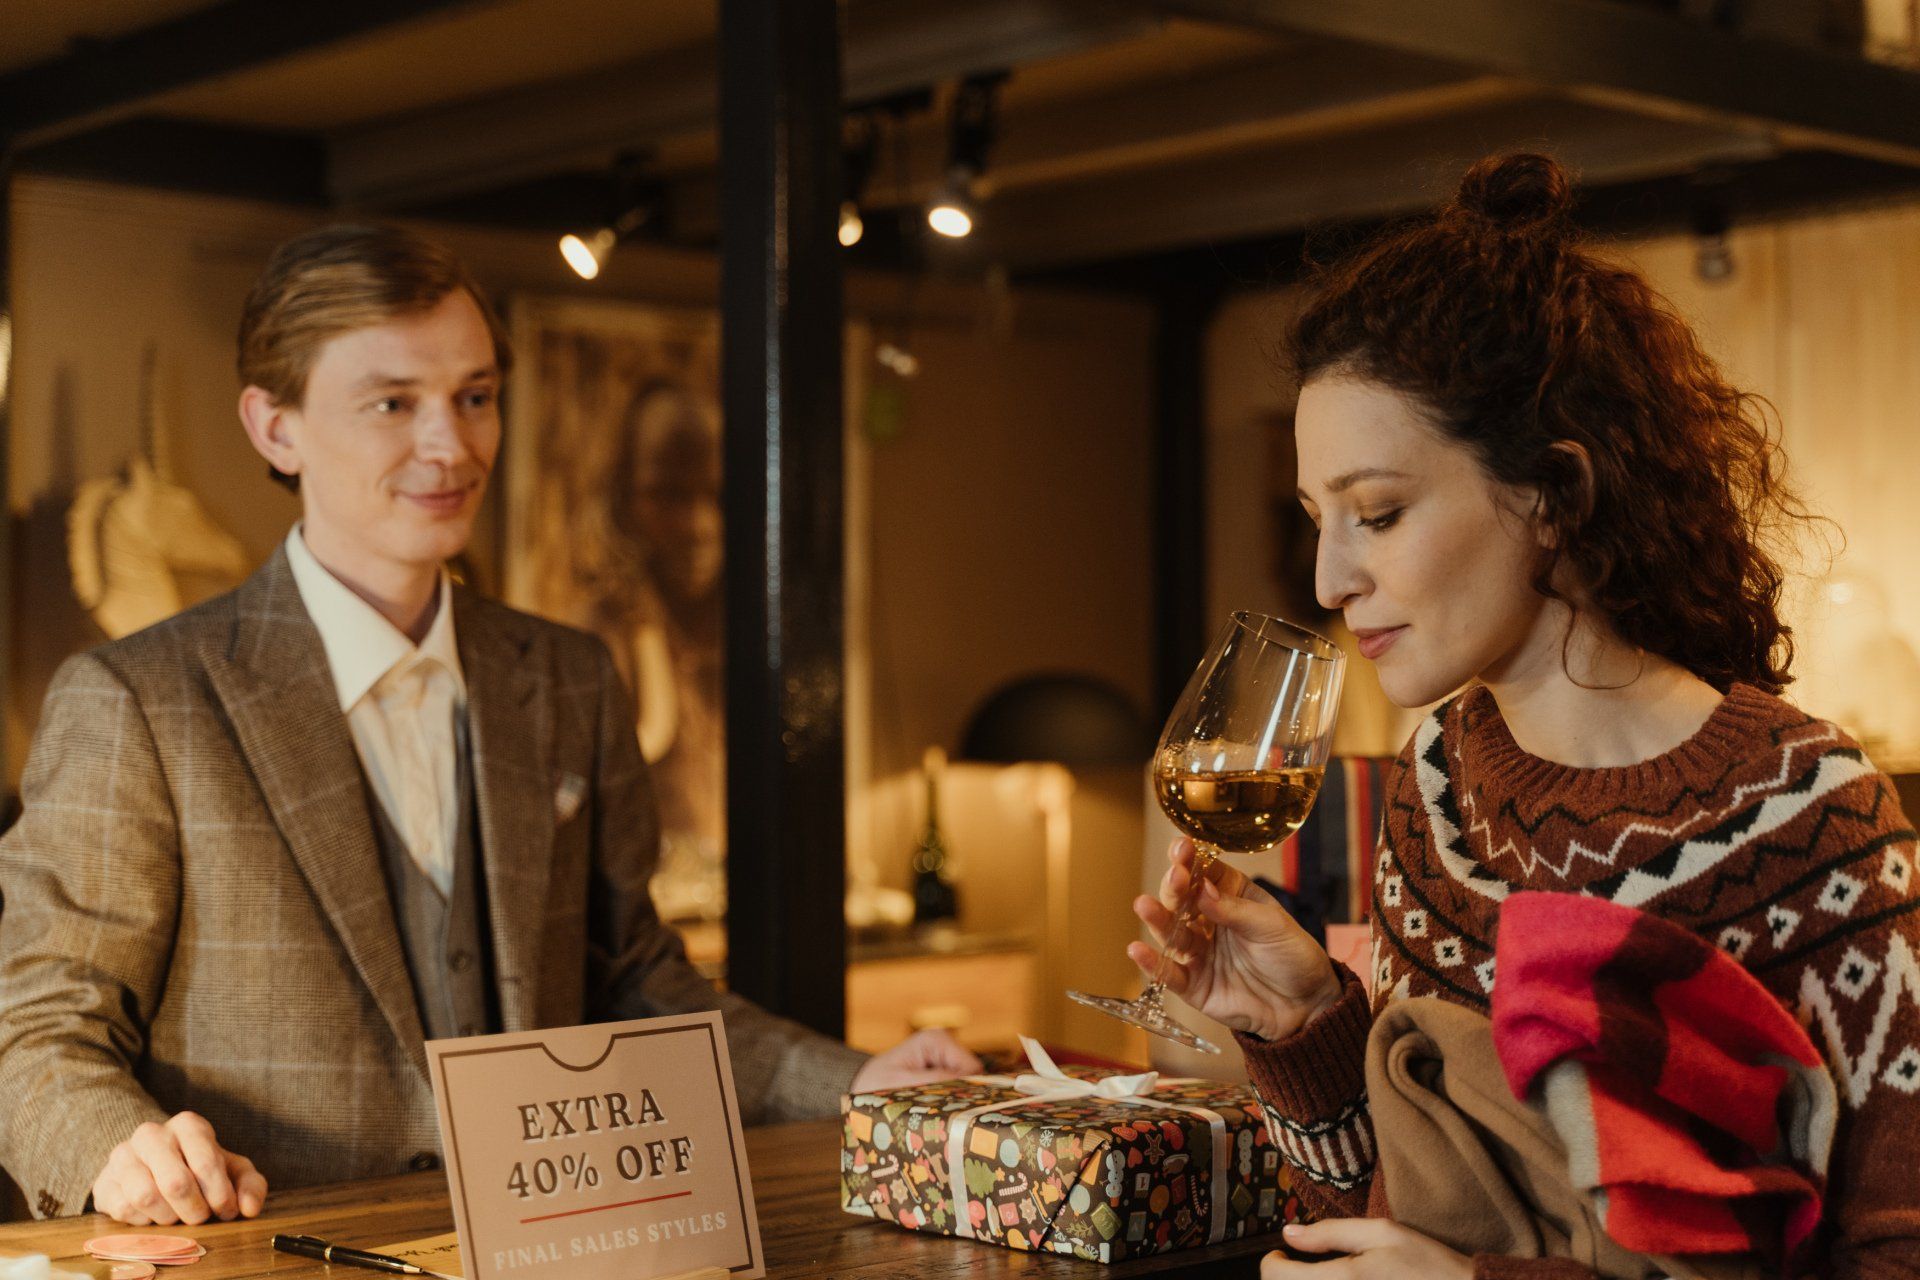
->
<box><xmin>0</xmin><ymin>225</ymin><xmax>976</xmax><ymax>1225</ymax></box>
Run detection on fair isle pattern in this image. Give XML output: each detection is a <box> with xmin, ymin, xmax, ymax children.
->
<box><xmin>1377</xmin><ymin>685</ymin><xmax>1920</xmax><ymax>1115</ymax></box>
<box><xmin>1454</xmin><ymin>717</ymin><xmax>1857</xmax><ymax>888</ymax></box>
<box><xmin>1241</xmin><ymin>682</ymin><xmax>1920</xmax><ymax>1259</ymax></box>
<box><xmin>1800</xmin><ymin>923</ymin><xmax>1920</xmax><ymax>1109</ymax></box>
<box><xmin>1416</xmin><ymin>706</ymin><xmax>1877</xmax><ymax>910</ymax></box>
<box><xmin>1258</xmin><ymin>1093</ymin><xmax>1375</xmax><ymax>1192</ymax></box>
<box><xmin>1414</xmin><ymin>711</ymin><xmax>1510</xmax><ymax>906</ymax></box>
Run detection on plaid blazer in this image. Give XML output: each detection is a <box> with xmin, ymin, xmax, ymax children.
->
<box><xmin>0</xmin><ymin>548</ymin><xmax>864</xmax><ymax>1218</ymax></box>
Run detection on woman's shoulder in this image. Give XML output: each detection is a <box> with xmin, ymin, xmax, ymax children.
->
<box><xmin>1387</xmin><ymin>685</ymin><xmax>1484</xmax><ymax>776</ymax></box>
<box><xmin>1712</xmin><ymin>682</ymin><xmax>1886</xmax><ymax>787</ymax></box>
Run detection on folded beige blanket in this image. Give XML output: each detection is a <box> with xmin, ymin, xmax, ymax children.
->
<box><xmin>1364</xmin><ymin>997</ymin><xmax>1760</xmax><ymax>1280</ymax></box>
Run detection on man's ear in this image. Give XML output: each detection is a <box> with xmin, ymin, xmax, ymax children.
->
<box><xmin>238</xmin><ymin>385</ymin><xmax>301</xmax><ymax>478</ymax></box>
<box><xmin>1533</xmin><ymin>439</ymin><xmax>1595</xmax><ymax>549</ymax></box>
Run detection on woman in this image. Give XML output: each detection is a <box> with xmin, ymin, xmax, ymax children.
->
<box><xmin>1133</xmin><ymin>154</ymin><xmax>1920</xmax><ymax>1277</ymax></box>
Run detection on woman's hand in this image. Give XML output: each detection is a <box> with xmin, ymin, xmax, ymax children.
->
<box><xmin>1263</xmin><ymin>1219</ymin><xmax>1474</xmax><ymax>1279</ymax></box>
<box><xmin>1128</xmin><ymin>838</ymin><xmax>1344</xmax><ymax>1042</ymax></box>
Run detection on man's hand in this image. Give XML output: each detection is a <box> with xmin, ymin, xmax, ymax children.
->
<box><xmin>850</xmin><ymin>1028</ymin><xmax>982</xmax><ymax>1093</ymax></box>
<box><xmin>91</xmin><ymin>1111</ymin><xmax>268</xmax><ymax>1226</ymax></box>
<box><xmin>1262</xmin><ymin>1219</ymin><xmax>1473</xmax><ymax>1279</ymax></box>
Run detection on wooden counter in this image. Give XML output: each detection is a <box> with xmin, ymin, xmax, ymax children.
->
<box><xmin>0</xmin><ymin>1120</ymin><xmax>1277</xmax><ymax>1278</ymax></box>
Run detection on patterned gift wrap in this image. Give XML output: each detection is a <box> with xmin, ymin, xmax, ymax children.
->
<box><xmin>839</xmin><ymin>1064</ymin><xmax>1301</xmax><ymax>1263</ymax></box>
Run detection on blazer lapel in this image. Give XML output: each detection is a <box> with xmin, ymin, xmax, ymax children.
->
<box><xmin>206</xmin><ymin>548</ymin><xmax>430</xmax><ymax>1077</ymax></box>
<box><xmin>455</xmin><ymin>592</ymin><xmax>556</xmax><ymax>1033</ymax></box>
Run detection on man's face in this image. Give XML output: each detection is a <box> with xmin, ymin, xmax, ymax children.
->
<box><xmin>278</xmin><ymin>290</ymin><xmax>500</xmax><ymax>577</ymax></box>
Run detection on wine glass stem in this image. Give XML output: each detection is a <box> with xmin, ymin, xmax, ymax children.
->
<box><xmin>1141</xmin><ymin>845</ymin><xmax>1219</xmax><ymax>1002</ymax></box>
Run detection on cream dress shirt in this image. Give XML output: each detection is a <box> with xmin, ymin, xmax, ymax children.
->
<box><xmin>285</xmin><ymin>526</ymin><xmax>467</xmax><ymax>896</ymax></box>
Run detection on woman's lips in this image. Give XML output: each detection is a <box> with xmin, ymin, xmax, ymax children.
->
<box><xmin>1354</xmin><ymin>626</ymin><xmax>1407</xmax><ymax>660</ymax></box>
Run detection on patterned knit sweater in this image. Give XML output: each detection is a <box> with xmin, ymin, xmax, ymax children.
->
<box><xmin>1238</xmin><ymin>682</ymin><xmax>1920</xmax><ymax>1279</ymax></box>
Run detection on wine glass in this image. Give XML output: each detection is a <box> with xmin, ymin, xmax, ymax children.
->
<box><xmin>1068</xmin><ymin>611</ymin><xmax>1345</xmax><ymax>1053</ymax></box>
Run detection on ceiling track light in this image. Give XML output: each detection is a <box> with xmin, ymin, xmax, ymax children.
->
<box><xmin>1687</xmin><ymin>166</ymin><xmax>1737</xmax><ymax>284</ymax></box>
<box><xmin>926</xmin><ymin>71</ymin><xmax>1005</xmax><ymax>242</ymax></box>
<box><xmin>926</xmin><ymin>178</ymin><xmax>976</xmax><ymax>239</ymax></box>
<box><xmin>840</xmin><ymin>111</ymin><xmax>880</xmax><ymax>248</ymax></box>
<box><xmin>559</xmin><ymin>154</ymin><xmax>665</xmax><ymax>281</ymax></box>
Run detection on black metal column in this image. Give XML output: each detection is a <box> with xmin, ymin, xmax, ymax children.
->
<box><xmin>718</xmin><ymin>0</ymin><xmax>847</xmax><ymax>1035</ymax></box>
<box><xmin>1151</xmin><ymin>286</ymin><xmax>1221</xmax><ymax>721</ymax></box>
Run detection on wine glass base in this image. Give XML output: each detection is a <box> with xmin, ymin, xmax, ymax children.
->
<box><xmin>1066</xmin><ymin>989</ymin><xmax>1222</xmax><ymax>1054</ymax></box>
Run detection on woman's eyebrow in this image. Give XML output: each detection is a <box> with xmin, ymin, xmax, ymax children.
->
<box><xmin>1298</xmin><ymin>467</ymin><xmax>1413</xmax><ymax>501</ymax></box>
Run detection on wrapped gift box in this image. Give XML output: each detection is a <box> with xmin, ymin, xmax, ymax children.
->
<box><xmin>839</xmin><ymin>1047</ymin><xmax>1299</xmax><ymax>1263</ymax></box>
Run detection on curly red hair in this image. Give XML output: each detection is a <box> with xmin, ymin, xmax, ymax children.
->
<box><xmin>1290</xmin><ymin>153</ymin><xmax>1820</xmax><ymax>694</ymax></box>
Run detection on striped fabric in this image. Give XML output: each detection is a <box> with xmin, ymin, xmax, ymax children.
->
<box><xmin>1275</xmin><ymin>756</ymin><xmax>1394</xmax><ymax>928</ymax></box>
<box><xmin>1258</xmin><ymin>1093</ymin><xmax>1376</xmax><ymax>1194</ymax></box>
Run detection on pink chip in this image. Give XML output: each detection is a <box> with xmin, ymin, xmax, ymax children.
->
<box><xmin>83</xmin><ymin>1236</ymin><xmax>198</xmax><ymax>1258</ymax></box>
<box><xmin>87</xmin><ymin>1247</ymin><xmax>206</xmax><ymax>1268</ymax></box>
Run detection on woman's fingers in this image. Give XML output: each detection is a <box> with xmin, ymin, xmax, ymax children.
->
<box><xmin>1126</xmin><ymin>940</ymin><xmax>1194</xmax><ymax>997</ymax></box>
<box><xmin>1205</xmin><ymin>855</ymin><xmax>1254</xmax><ymax>900</ymax></box>
<box><xmin>1156</xmin><ymin>858</ymin><xmax>1195</xmax><ymax>913</ymax></box>
<box><xmin>1196</xmin><ymin>877</ymin><xmax>1301</xmax><ymax>945</ymax></box>
<box><xmin>1284</xmin><ymin>1218</ymin><xmax>1404</xmax><ymax>1255</ymax></box>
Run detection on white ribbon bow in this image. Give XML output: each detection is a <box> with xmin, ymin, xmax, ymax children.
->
<box><xmin>941</xmin><ymin>1036</ymin><xmax>1232</xmax><ymax>1252</ymax></box>
<box><xmin>1013</xmin><ymin>1036</ymin><xmax>1161</xmax><ymax>1099</ymax></box>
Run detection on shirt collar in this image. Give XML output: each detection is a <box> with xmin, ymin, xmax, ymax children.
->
<box><xmin>284</xmin><ymin>524</ymin><xmax>467</xmax><ymax>713</ymax></box>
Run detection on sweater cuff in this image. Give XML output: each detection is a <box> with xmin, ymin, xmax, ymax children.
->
<box><xmin>1232</xmin><ymin>963</ymin><xmax>1371</xmax><ymax>1120</ymax></box>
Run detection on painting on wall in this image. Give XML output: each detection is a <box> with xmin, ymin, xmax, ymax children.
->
<box><xmin>505</xmin><ymin>297</ymin><xmax>726</xmax><ymax>922</ymax></box>
<box><xmin>503</xmin><ymin>296</ymin><xmax>872</xmax><ymax>925</ymax></box>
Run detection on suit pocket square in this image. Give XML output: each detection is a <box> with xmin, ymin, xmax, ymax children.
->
<box><xmin>554</xmin><ymin>772</ymin><xmax>588</xmax><ymax>824</ymax></box>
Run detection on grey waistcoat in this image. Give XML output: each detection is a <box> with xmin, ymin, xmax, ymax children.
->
<box><xmin>367</xmin><ymin>722</ymin><xmax>500</xmax><ymax>1043</ymax></box>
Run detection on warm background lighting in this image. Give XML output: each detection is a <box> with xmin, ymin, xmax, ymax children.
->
<box><xmin>838</xmin><ymin>201</ymin><xmax>865</xmax><ymax>247</ymax></box>
<box><xmin>927</xmin><ymin>201</ymin><xmax>972</xmax><ymax>238</ymax></box>
<box><xmin>558</xmin><ymin>230</ymin><xmax>614</xmax><ymax>279</ymax></box>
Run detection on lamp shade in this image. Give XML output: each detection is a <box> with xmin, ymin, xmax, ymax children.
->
<box><xmin>959</xmin><ymin>673</ymin><xmax>1152</xmax><ymax>767</ymax></box>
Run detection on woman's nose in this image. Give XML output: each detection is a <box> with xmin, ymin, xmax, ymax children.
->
<box><xmin>1316</xmin><ymin>534</ymin><xmax>1366</xmax><ymax>612</ymax></box>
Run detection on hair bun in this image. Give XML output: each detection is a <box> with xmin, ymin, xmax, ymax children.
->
<box><xmin>1453</xmin><ymin>153</ymin><xmax>1574</xmax><ymax>232</ymax></box>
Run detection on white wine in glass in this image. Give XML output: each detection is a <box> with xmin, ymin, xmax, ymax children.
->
<box><xmin>1070</xmin><ymin>612</ymin><xmax>1345</xmax><ymax>1053</ymax></box>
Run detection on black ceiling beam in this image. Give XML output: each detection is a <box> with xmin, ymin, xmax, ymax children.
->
<box><xmin>1162</xmin><ymin>0</ymin><xmax>1920</xmax><ymax>169</ymax></box>
<box><xmin>1016</xmin><ymin>148</ymin><xmax>1920</xmax><ymax>294</ymax></box>
<box><xmin>0</xmin><ymin>0</ymin><xmax>503</xmax><ymax>149</ymax></box>
<box><xmin>330</xmin><ymin>0</ymin><xmax>1164</xmax><ymax>211</ymax></box>
<box><xmin>17</xmin><ymin>118</ymin><xmax>329</xmax><ymax>206</ymax></box>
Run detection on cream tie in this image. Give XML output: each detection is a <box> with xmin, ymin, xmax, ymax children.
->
<box><xmin>377</xmin><ymin>658</ymin><xmax>450</xmax><ymax>895</ymax></box>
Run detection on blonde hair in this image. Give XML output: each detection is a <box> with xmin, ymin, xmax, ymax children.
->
<box><xmin>237</xmin><ymin>223</ymin><xmax>511</xmax><ymax>409</ymax></box>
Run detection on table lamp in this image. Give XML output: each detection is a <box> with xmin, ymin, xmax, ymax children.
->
<box><xmin>960</xmin><ymin>674</ymin><xmax>1151</xmax><ymax>1039</ymax></box>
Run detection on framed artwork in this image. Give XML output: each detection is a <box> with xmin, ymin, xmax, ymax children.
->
<box><xmin>503</xmin><ymin>296</ymin><xmax>871</xmax><ymax>924</ymax></box>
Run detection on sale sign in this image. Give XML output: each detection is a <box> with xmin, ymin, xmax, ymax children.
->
<box><xmin>426</xmin><ymin>1011</ymin><xmax>763</xmax><ymax>1280</ymax></box>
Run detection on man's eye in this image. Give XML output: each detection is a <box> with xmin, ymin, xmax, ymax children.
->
<box><xmin>462</xmin><ymin>388</ymin><xmax>497</xmax><ymax>409</ymax></box>
<box><xmin>372</xmin><ymin>397</ymin><xmax>407</xmax><ymax>415</ymax></box>
<box><xmin>1357</xmin><ymin>508</ymin><xmax>1403</xmax><ymax>531</ymax></box>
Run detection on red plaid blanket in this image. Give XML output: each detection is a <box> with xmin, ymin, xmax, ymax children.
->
<box><xmin>1491</xmin><ymin>891</ymin><xmax>1836</xmax><ymax>1271</ymax></box>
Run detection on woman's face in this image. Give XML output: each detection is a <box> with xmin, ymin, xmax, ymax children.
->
<box><xmin>1294</xmin><ymin>375</ymin><xmax>1561</xmax><ymax>708</ymax></box>
<box><xmin>628</xmin><ymin>392</ymin><xmax>723</xmax><ymax>604</ymax></box>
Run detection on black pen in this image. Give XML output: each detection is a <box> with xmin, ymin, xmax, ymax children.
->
<box><xmin>271</xmin><ymin>1233</ymin><xmax>436</xmax><ymax>1275</ymax></box>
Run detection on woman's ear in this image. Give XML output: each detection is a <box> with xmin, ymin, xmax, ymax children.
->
<box><xmin>1533</xmin><ymin>439</ymin><xmax>1595</xmax><ymax>549</ymax></box>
